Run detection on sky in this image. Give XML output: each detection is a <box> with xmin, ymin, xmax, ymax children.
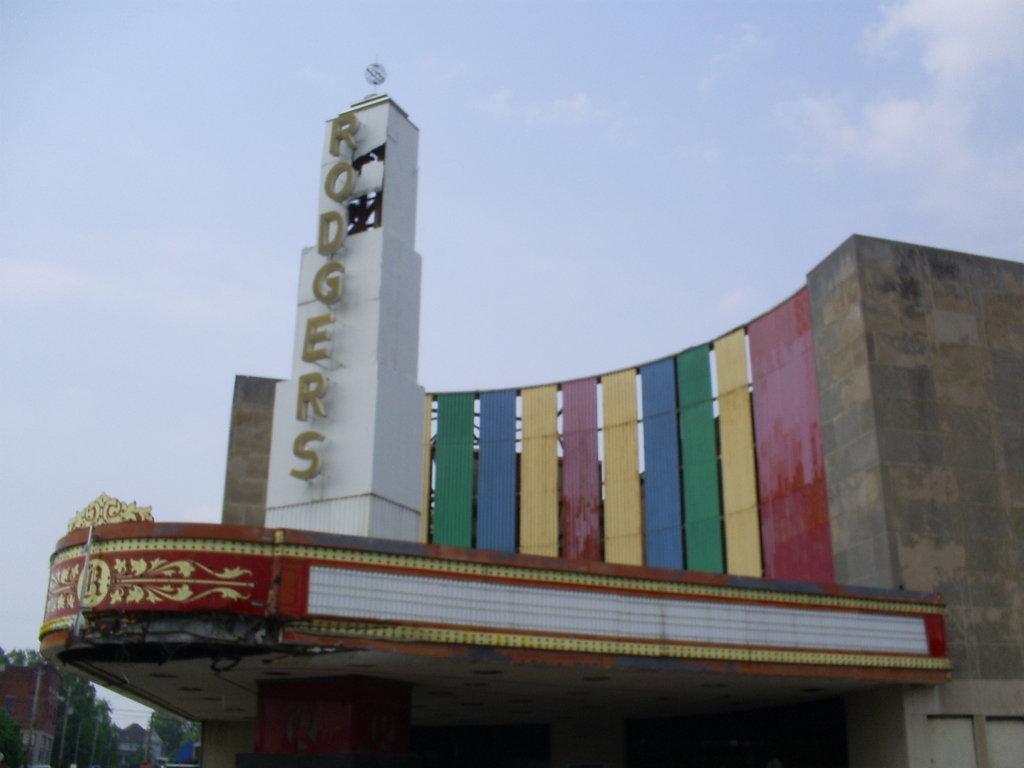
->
<box><xmin>2</xmin><ymin>0</ymin><xmax>1023</xmax><ymax>725</ymax></box>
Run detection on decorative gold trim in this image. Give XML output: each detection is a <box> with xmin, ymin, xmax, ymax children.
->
<box><xmin>45</xmin><ymin>560</ymin><xmax>83</xmax><ymax>614</ymax></box>
<box><xmin>280</xmin><ymin>544</ymin><xmax>940</xmax><ymax>615</ymax></box>
<box><xmin>68</xmin><ymin>493</ymin><xmax>154</xmax><ymax>532</ymax></box>
<box><xmin>292</xmin><ymin>620</ymin><xmax>952</xmax><ymax>671</ymax></box>
<box><xmin>81</xmin><ymin>557</ymin><xmax>256</xmax><ymax>607</ymax></box>
<box><xmin>39</xmin><ymin>616</ymin><xmax>74</xmax><ymax>636</ymax></box>
<box><xmin>47</xmin><ymin>535</ymin><xmax>942</xmax><ymax>615</ymax></box>
<box><xmin>63</xmin><ymin>538</ymin><xmax>273</xmax><ymax>557</ymax></box>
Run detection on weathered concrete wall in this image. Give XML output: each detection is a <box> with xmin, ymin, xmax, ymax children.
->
<box><xmin>221</xmin><ymin>375</ymin><xmax>278</xmax><ymax>528</ymax></box>
<box><xmin>203</xmin><ymin>719</ymin><xmax>255</xmax><ymax>768</ymax></box>
<box><xmin>809</xmin><ymin>235</ymin><xmax>1024</xmax><ymax>682</ymax></box>
<box><xmin>807</xmin><ymin>237</ymin><xmax>893</xmax><ymax>590</ymax></box>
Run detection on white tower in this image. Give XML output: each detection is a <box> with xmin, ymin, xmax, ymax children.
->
<box><xmin>265</xmin><ymin>95</ymin><xmax>424</xmax><ymax>540</ymax></box>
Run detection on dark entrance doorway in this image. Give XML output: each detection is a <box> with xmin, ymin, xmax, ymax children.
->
<box><xmin>628</xmin><ymin>699</ymin><xmax>848</xmax><ymax>768</ymax></box>
<box><xmin>413</xmin><ymin>723</ymin><xmax>549</xmax><ymax>768</ymax></box>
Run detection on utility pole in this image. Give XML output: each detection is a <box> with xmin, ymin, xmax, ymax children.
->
<box><xmin>88</xmin><ymin>714</ymin><xmax>100</xmax><ymax>767</ymax></box>
<box><xmin>57</xmin><ymin>697</ymin><xmax>73</xmax><ymax>768</ymax></box>
<box><xmin>73</xmin><ymin>715</ymin><xmax>83</xmax><ymax>766</ymax></box>
<box><xmin>27</xmin><ymin>664</ymin><xmax>42</xmax><ymax>765</ymax></box>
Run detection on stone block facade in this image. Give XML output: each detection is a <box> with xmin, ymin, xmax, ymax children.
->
<box><xmin>810</xmin><ymin>235</ymin><xmax>1024</xmax><ymax>682</ymax></box>
<box><xmin>221</xmin><ymin>375</ymin><xmax>278</xmax><ymax>528</ymax></box>
<box><xmin>810</xmin><ymin>236</ymin><xmax>1024</xmax><ymax>767</ymax></box>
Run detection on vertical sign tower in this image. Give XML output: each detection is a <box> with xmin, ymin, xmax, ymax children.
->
<box><xmin>265</xmin><ymin>96</ymin><xmax>424</xmax><ymax>540</ymax></box>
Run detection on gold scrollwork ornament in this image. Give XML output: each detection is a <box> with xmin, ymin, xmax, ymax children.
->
<box><xmin>67</xmin><ymin>493</ymin><xmax>154</xmax><ymax>532</ymax></box>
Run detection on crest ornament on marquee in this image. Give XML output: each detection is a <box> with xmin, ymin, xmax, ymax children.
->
<box><xmin>67</xmin><ymin>493</ymin><xmax>154</xmax><ymax>532</ymax></box>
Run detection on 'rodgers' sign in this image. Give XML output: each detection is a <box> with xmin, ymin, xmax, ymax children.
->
<box><xmin>291</xmin><ymin>109</ymin><xmax>386</xmax><ymax>479</ymax></box>
<box><xmin>265</xmin><ymin>95</ymin><xmax>424</xmax><ymax>540</ymax></box>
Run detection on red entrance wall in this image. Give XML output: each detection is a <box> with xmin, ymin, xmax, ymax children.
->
<box><xmin>254</xmin><ymin>677</ymin><xmax>412</xmax><ymax>755</ymax></box>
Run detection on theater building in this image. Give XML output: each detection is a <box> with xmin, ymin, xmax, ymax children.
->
<box><xmin>40</xmin><ymin>95</ymin><xmax>1023</xmax><ymax>767</ymax></box>
<box><xmin>0</xmin><ymin>662</ymin><xmax>60</xmax><ymax>766</ymax></box>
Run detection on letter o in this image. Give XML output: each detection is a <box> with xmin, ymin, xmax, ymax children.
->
<box><xmin>324</xmin><ymin>161</ymin><xmax>355</xmax><ymax>203</ymax></box>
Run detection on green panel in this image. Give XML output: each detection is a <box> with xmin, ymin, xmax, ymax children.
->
<box><xmin>433</xmin><ymin>393</ymin><xmax>475</xmax><ymax>547</ymax></box>
<box><xmin>677</xmin><ymin>346</ymin><xmax>724</xmax><ymax>573</ymax></box>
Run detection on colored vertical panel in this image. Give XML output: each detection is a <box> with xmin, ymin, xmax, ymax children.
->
<box><xmin>420</xmin><ymin>394</ymin><xmax>433</xmax><ymax>543</ymax></box>
<box><xmin>520</xmin><ymin>385</ymin><xmax>559</xmax><ymax>556</ymax></box>
<box><xmin>561</xmin><ymin>378</ymin><xmax>601</xmax><ymax>561</ymax></box>
<box><xmin>640</xmin><ymin>359</ymin><xmax>684</xmax><ymax>569</ymax></box>
<box><xmin>714</xmin><ymin>329</ymin><xmax>763</xmax><ymax>577</ymax></box>
<box><xmin>432</xmin><ymin>393</ymin><xmax>475</xmax><ymax>547</ymax></box>
<box><xmin>677</xmin><ymin>346</ymin><xmax>724</xmax><ymax>573</ymax></box>
<box><xmin>749</xmin><ymin>289</ymin><xmax>834</xmax><ymax>583</ymax></box>
<box><xmin>601</xmin><ymin>370</ymin><xmax>643</xmax><ymax>565</ymax></box>
<box><xmin>477</xmin><ymin>390</ymin><xmax>517</xmax><ymax>552</ymax></box>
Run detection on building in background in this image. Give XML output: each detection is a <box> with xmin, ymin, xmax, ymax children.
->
<box><xmin>39</xmin><ymin>95</ymin><xmax>1023</xmax><ymax>767</ymax></box>
<box><xmin>0</xmin><ymin>663</ymin><xmax>60</xmax><ymax>766</ymax></box>
<box><xmin>115</xmin><ymin>722</ymin><xmax>164</xmax><ymax>767</ymax></box>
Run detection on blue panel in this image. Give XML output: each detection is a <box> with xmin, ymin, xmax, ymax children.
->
<box><xmin>477</xmin><ymin>390</ymin><xmax>518</xmax><ymax>551</ymax></box>
<box><xmin>640</xmin><ymin>359</ymin><xmax>684</xmax><ymax>569</ymax></box>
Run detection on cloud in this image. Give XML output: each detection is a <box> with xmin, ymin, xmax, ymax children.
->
<box><xmin>0</xmin><ymin>255</ymin><xmax>284</xmax><ymax>331</ymax></box>
<box><xmin>776</xmin><ymin>0</ymin><xmax>1024</xmax><ymax>221</ymax></box>
<box><xmin>419</xmin><ymin>55</ymin><xmax>469</xmax><ymax>82</ymax></box>
<box><xmin>480</xmin><ymin>88</ymin><xmax>607</xmax><ymax>127</ymax></box>
<box><xmin>778</xmin><ymin>90</ymin><xmax>971</xmax><ymax>174</ymax></box>
<box><xmin>718</xmin><ymin>285</ymin><xmax>757</xmax><ymax>316</ymax></box>
<box><xmin>480</xmin><ymin>87</ymin><xmax>514</xmax><ymax>117</ymax></box>
<box><xmin>699</xmin><ymin>26</ymin><xmax>765</xmax><ymax>93</ymax></box>
<box><xmin>676</xmin><ymin>142</ymin><xmax>721</xmax><ymax>165</ymax></box>
<box><xmin>0</xmin><ymin>258</ymin><xmax>117</xmax><ymax>309</ymax></box>
<box><xmin>871</xmin><ymin>0</ymin><xmax>1024</xmax><ymax>88</ymax></box>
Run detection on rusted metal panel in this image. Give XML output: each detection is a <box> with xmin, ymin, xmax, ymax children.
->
<box><xmin>432</xmin><ymin>393</ymin><xmax>475</xmax><ymax>547</ymax></box>
<box><xmin>677</xmin><ymin>346</ymin><xmax>724</xmax><ymax>573</ymax></box>
<box><xmin>477</xmin><ymin>390</ymin><xmax>518</xmax><ymax>552</ymax></box>
<box><xmin>749</xmin><ymin>289</ymin><xmax>834</xmax><ymax>583</ymax></box>
<box><xmin>640</xmin><ymin>359</ymin><xmax>684</xmax><ymax>568</ymax></box>
<box><xmin>714</xmin><ymin>329</ymin><xmax>763</xmax><ymax>577</ymax></box>
<box><xmin>601</xmin><ymin>369</ymin><xmax>644</xmax><ymax>565</ymax></box>
<box><xmin>520</xmin><ymin>385</ymin><xmax>559</xmax><ymax>556</ymax></box>
<box><xmin>561</xmin><ymin>378</ymin><xmax>602</xmax><ymax>561</ymax></box>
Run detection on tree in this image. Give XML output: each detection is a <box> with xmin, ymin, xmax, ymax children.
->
<box><xmin>53</xmin><ymin>676</ymin><xmax>119</xmax><ymax>768</ymax></box>
<box><xmin>150</xmin><ymin>712</ymin><xmax>200</xmax><ymax>759</ymax></box>
<box><xmin>0</xmin><ymin>649</ymin><xmax>43</xmax><ymax>666</ymax></box>
<box><xmin>0</xmin><ymin>710</ymin><xmax>27</xmax><ymax>768</ymax></box>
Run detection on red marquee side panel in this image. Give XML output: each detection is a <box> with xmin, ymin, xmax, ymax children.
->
<box><xmin>748</xmin><ymin>289</ymin><xmax>835</xmax><ymax>583</ymax></box>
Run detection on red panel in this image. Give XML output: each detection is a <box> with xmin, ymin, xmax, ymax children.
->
<box><xmin>255</xmin><ymin>677</ymin><xmax>411</xmax><ymax>754</ymax></box>
<box><xmin>274</xmin><ymin>557</ymin><xmax>310</xmax><ymax>618</ymax></box>
<box><xmin>561</xmin><ymin>378</ymin><xmax>602</xmax><ymax>561</ymax></box>
<box><xmin>44</xmin><ymin>549</ymin><xmax>273</xmax><ymax>623</ymax></box>
<box><xmin>749</xmin><ymin>289</ymin><xmax>835</xmax><ymax>583</ymax></box>
<box><xmin>925</xmin><ymin>613</ymin><xmax>948</xmax><ymax>658</ymax></box>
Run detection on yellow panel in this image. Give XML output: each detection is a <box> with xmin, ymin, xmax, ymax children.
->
<box><xmin>600</xmin><ymin>370</ymin><xmax>643</xmax><ymax>565</ymax></box>
<box><xmin>714</xmin><ymin>330</ymin><xmax>763</xmax><ymax>577</ymax></box>
<box><xmin>420</xmin><ymin>395</ymin><xmax>433</xmax><ymax>543</ymax></box>
<box><xmin>520</xmin><ymin>385</ymin><xmax>559</xmax><ymax>556</ymax></box>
